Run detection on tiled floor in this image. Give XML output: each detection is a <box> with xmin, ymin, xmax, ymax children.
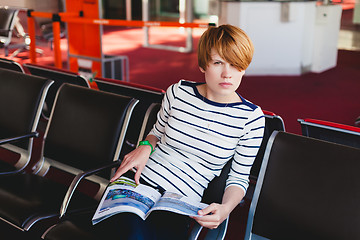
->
<box><xmin>338</xmin><ymin>29</ymin><xmax>360</xmax><ymax>50</ymax></box>
<box><xmin>338</xmin><ymin>7</ymin><xmax>360</xmax><ymax>50</ymax></box>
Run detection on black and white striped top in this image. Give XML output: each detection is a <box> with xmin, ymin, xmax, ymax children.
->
<box><xmin>141</xmin><ymin>80</ymin><xmax>265</xmax><ymax>201</ymax></box>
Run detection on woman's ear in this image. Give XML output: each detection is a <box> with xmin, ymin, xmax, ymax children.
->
<box><xmin>199</xmin><ymin>67</ymin><xmax>205</xmax><ymax>73</ymax></box>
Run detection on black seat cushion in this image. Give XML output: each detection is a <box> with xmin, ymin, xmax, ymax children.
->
<box><xmin>251</xmin><ymin>132</ymin><xmax>360</xmax><ymax>240</ymax></box>
<box><xmin>0</xmin><ymin>172</ymin><xmax>98</xmax><ymax>229</ymax></box>
<box><xmin>43</xmin><ymin>211</ymin><xmax>97</xmax><ymax>240</ymax></box>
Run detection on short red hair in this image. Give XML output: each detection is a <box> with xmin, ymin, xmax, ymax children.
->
<box><xmin>198</xmin><ymin>24</ymin><xmax>254</xmax><ymax>71</ymax></box>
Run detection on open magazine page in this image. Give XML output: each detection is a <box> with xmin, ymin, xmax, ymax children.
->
<box><xmin>92</xmin><ymin>177</ymin><xmax>162</xmax><ymax>224</ymax></box>
<box><xmin>146</xmin><ymin>192</ymin><xmax>208</xmax><ymax>218</ymax></box>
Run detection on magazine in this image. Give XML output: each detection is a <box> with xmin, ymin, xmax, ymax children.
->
<box><xmin>92</xmin><ymin>177</ymin><xmax>208</xmax><ymax>225</ymax></box>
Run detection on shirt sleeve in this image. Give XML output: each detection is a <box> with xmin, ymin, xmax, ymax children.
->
<box><xmin>225</xmin><ymin>106</ymin><xmax>265</xmax><ymax>194</ymax></box>
<box><xmin>147</xmin><ymin>81</ymin><xmax>180</xmax><ymax>140</ymax></box>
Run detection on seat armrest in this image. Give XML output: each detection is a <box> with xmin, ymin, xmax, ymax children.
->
<box><xmin>0</xmin><ymin>132</ymin><xmax>38</xmax><ymax>145</ymax></box>
<box><xmin>188</xmin><ymin>221</ymin><xmax>203</xmax><ymax>240</ymax></box>
<box><xmin>59</xmin><ymin>159</ymin><xmax>121</xmax><ymax>218</ymax></box>
<box><xmin>188</xmin><ymin>217</ymin><xmax>229</xmax><ymax>240</ymax></box>
<box><xmin>0</xmin><ymin>167</ymin><xmax>26</xmax><ymax>176</ymax></box>
<box><xmin>203</xmin><ymin>217</ymin><xmax>229</xmax><ymax>240</ymax></box>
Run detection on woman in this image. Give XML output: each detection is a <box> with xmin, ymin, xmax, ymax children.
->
<box><xmin>107</xmin><ymin>24</ymin><xmax>265</xmax><ymax>239</ymax></box>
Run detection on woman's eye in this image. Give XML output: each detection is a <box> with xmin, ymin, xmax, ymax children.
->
<box><xmin>214</xmin><ymin>61</ymin><xmax>222</xmax><ymax>65</ymax></box>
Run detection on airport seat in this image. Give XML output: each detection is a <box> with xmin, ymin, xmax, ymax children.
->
<box><xmin>239</xmin><ymin>110</ymin><xmax>286</xmax><ymax>203</ymax></box>
<box><xmin>94</xmin><ymin>77</ymin><xmax>164</xmax><ymax>158</ymax></box>
<box><xmin>23</xmin><ymin>63</ymin><xmax>90</xmax><ymax>121</ymax></box>
<box><xmin>41</xmin><ymin>95</ymin><xmax>275</xmax><ymax>240</ymax></box>
<box><xmin>38</xmin><ymin>21</ymin><xmax>66</xmax><ymax>50</ymax></box>
<box><xmin>0</xmin><ymin>68</ymin><xmax>53</xmax><ymax>174</ymax></box>
<box><xmin>0</xmin><ymin>57</ymin><xmax>25</xmax><ymax>72</ymax></box>
<box><xmin>187</xmin><ymin>159</ymin><xmax>231</xmax><ymax>240</ymax></box>
<box><xmin>0</xmin><ymin>7</ymin><xmax>42</xmax><ymax>58</ymax></box>
<box><xmin>244</xmin><ymin>131</ymin><xmax>360</xmax><ymax>240</ymax></box>
<box><xmin>189</xmin><ymin>110</ymin><xmax>284</xmax><ymax>239</ymax></box>
<box><xmin>250</xmin><ymin>110</ymin><xmax>285</xmax><ymax>180</ymax></box>
<box><xmin>40</xmin><ymin>84</ymin><xmax>164</xmax><ymax>240</ymax></box>
<box><xmin>40</xmin><ymin>79</ymin><xmax>228</xmax><ymax>240</ymax></box>
<box><xmin>0</xmin><ymin>84</ymin><xmax>138</xmax><ymax>236</ymax></box>
<box><xmin>298</xmin><ymin>118</ymin><xmax>360</xmax><ymax>149</ymax></box>
<box><xmin>0</xmin><ymin>7</ymin><xmax>21</xmax><ymax>57</ymax></box>
<box><xmin>41</xmin><ymin>158</ymin><xmax>230</xmax><ymax>240</ymax></box>
<box><xmin>137</xmin><ymin>102</ymin><xmax>162</xmax><ymax>142</ymax></box>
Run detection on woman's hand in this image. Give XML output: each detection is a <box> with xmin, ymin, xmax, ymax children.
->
<box><xmin>191</xmin><ymin>203</ymin><xmax>231</xmax><ymax>229</ymax></box>
<box><xmin>192</xmin><ymin>186</ymin><xmax>245</xmax><ymax>229</ymax></box>
<box><xmin>110</xmin><ymin>136</ymin><xmax>158</xmax><ymax>184</ymax></box>
<box><xmin>110</xmin><ymin>145</ymin><xmax>151</xmax><ymax>184</ymax></box>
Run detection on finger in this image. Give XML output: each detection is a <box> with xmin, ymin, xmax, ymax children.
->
<box><xmin>110</xmin><ymin>171</ymin><xmax>123</xmax><ymax>182</ymax></box>
<box><xmin>193</xmin><ymin>218</ymin><xmax>219</xmax><ymax>229</ymax></box>
<box><xmin>199</xmin><ymin>204</ymin><xmax>217</xmax><ymax>216</ymax></box>
<box><xmin>134</xmin><ymin>165</ymin><xmax>145</xmax><ymax>185</ymax></box>
<box><xmin>110</xmin><ymin>163</ymin><xmax>131</xmax><ymax>182</ymax></box>
<box><xmin>193</xmin><ymin>214</ymin><xmax>216</xmax><ymax>223</ymax></box>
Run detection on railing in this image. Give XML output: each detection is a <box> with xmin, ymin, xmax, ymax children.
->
<box><xmin>26</xmin><ymin>10</ymin><xmax>214</xmax><ymax>69</ymax></box>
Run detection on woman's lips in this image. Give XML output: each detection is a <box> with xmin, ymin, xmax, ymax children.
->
<box><xmin>219</xmin><ymin>82</ymin><xmax>232</xmax><ymax>88</ymax></box>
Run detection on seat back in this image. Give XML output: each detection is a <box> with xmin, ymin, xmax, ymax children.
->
<box><xmin>298</xmin><ymin>118</ymin><xmax>360</xmax><ymax>149</ymax></box>
<box><xmin>245</xmin><ymin>131</ymin><xmax>360</xmax><ymax>240</ymax></box>
<box><xmin>0</xmin><ymin>68</ymin><xmax>53</xmax><ymax>172</ymax></box>
<box><xmin>35</xmin><ymin>84</ymin><xmax>138</xmax><ymax>182</ymax></box>
<box><xmin>194</xmin><ymin>110</ymin><xmax>282</xmax><ymax>240</ymax></box>
<box><xmin>94</xmin><ymin>77</ymin><xmax>164</xmax><ymax>158</ymax></box>
<box><xmin>201</xmin><ymin>110</ymin><xmax>285</xmax><ymax>205</ymax></box>
<box><xmin>23</xmin><ymin>63</ymin><xmax>90</xmax><ymax>120</ymax></box>
<box><xmin>0</xmin><ymin>57</ymin><xmax>25</xmax><ymax>73</ymax></box>
<box><xmin>250</xmin><ymin>110</ymin><xmax>285</xmax><ymax>180</ymax></box>
<box><xmin>137</xmin><ymin>102</ymin><xmax>162</xmax><ymax>143</ymax></box>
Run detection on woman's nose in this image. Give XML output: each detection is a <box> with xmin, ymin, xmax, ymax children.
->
<box><xmin>221</xmin><ymin>65</ymin><xmax>232</xmax><ymax>79</ymax></box>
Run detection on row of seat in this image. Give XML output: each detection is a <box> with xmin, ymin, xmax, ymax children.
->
<box><xmin>2</xmin><ymin>56</ymin><xmax>359</xmax><ymax>151</ymax></box>
<box><xmin>0</xmin><ymin>59</ymin><xmax>285</xmax><ymax>239</ymax></box>
<box><xmin>298</xmin><ymin>118</ymin><xmax>360</xmax><ymax>149</ymax></box>
<box><xmin>1</xmin><ymin>58</ymin><xmax>359</xmax><ymax>239</ymax></box>
<box><xmin>0</xmin><ymin>69</ymin><xmax>138</xmax><ymax>239</ymax></box>
<box><xmin>245</xmin><ymin>131</ymin><xmax>360</xmax><ymax>239</ymax></box>
<box><xmin>0</xmin><ymin>62</ymin><xmax>166</xmax><ymax>239</ymax></box>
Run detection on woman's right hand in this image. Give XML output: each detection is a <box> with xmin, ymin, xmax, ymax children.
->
<box><xmin>110</xmin><ymin>142</ymin><xmax>153</xmax><ymax>185</ymax></box>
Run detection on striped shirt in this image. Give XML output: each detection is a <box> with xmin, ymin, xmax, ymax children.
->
<box><xmin>141</xmin><ymin>80</ymin><xmax>265</xmax><ymax>201</ymax></box>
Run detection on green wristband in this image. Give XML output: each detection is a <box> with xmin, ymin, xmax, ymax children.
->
<box><xmin>138</xmin><ymin>140</ymin><xmax>155</xmax><ymax>155</ymax></box>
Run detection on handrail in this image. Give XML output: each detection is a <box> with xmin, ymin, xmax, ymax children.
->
<box><xmin>26</xmin><ymin>10</ymin><xmax>214</xmax><ymax>68</ymax></box>
<box><xmin>61</xmin><ymin>17</ymin><xmax>214</xmax><ymax>28</ymax></box>
<box><xmin>59</xmin><ymin>160</ymin><xmax>121</xmax><ymax>218</ymax></box>
<box><xmin>303</xmin><ymin>118</ymin><xmax>360</xmax><ymax>133</ymax></box>
<box><xmin>0</xmin><ymin>132</ymin><xmax>39</xmax><ymax>145</ymax></box>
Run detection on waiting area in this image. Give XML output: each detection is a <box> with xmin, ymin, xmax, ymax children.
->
<box><xmin>0</xmin><ymin>59</ymin><xmax>360</xmax><ymax>239</ymax></box>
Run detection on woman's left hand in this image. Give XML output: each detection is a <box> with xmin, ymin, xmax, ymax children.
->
<box><xmin>192</xmin><ymin>186</ymin><xmax>245</xmax><ymax>229</ymax></box>
<box><xmin>191</xmin><ymin>203</ymin><xmax>230</xmax><ymax>229</ymax></box>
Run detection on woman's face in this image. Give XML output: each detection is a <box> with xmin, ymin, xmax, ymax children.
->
<box><xmin>200</xmin><ymin>49</ymin><xmax>245</xmax><ymax>103</ymax></box>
